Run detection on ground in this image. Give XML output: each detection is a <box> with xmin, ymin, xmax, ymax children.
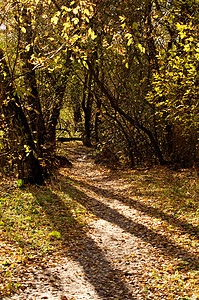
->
<box><xmin>0</xmin><ymin>142</ymin><xmax>199</xmax><ymax>300</ymax></box>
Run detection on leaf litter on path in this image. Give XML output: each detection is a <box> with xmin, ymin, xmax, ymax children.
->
<box><xmin>0</xmin><ymin>142</ymin><xmax>199</xmax><ymax>299</ymax></box>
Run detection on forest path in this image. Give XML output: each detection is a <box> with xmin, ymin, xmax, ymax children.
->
<box><xmin>5</xmin><ymin>142</ymin><xmax>199</xmax><ymax>300</ymax></box>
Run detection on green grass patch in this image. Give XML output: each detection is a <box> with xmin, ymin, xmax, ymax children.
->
<box><xmin>0</xmin><ymin>180</ymin><xmax>89</xmax><ymax>297</ymax></box>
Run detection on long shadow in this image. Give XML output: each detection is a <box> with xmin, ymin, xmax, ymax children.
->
<box><xmin>60</xmin><ymin>177</ymin><xmax>199</xmax><ymax>271</ymax></box>
<box><xmin>64</xmin><ymin>176</ymin><xmax>199</xmax><ymax>239</ymax></box>
<box><xmin>31</xmin><ymin>187</ymin><xmax>136</xmax><ymax>300</ymax></box>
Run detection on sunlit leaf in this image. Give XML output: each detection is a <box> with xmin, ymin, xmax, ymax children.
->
<box><xmin>21</xmin><ymin>27</ymin><xmax>26</xmax><ymax>33</ymax></box>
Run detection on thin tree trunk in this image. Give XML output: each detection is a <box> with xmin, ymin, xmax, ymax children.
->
<box><xmin>82</xmin><ymin>72</ymin><xmax>93</xmax><ymax>147</ymax></box>
<box><xmin>94</xmin><ymin>95</ymin><xmax>101</xmax><ymax>144</ymax></box>
<box><xmin>46</xmin><ymin>51</ymin><xmax>72</xmax><ymax>149</ymax></box>
<box><xmin>88</xmin><ymin>61</ymin><xmax>166</xmax><ymax>165</ymax></box>
<box><xmin>105</xmin><ymin>111</ymin><xmax>135</xmax><ymax>168</ymax></box>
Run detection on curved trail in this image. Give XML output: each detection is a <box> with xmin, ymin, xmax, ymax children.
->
<box><xmin>5</xmin><ymin>143</ymin><xmax>198</xmax><ymax>300</ymax></box>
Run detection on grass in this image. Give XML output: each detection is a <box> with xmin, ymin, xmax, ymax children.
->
<box><xmin>128</xmin><ymin>167</ymin><xmax>199</xmax><ymax>227</ymax></box>
<box><xmin>0</xmin><ymin>165</ymin><xmax>199</xmax><ymax>299</ymax></box>
<box><xmin>128</xmin><ymin>167</ymin><xmax>199</xmax><ymax>252</ymax></box>
<box><xmin>126</xmin><ymin>167</ymin><xmax>199</xmax><ymax>299</ymax></box>
<box><xmin>0</xmin><ymin>177</ymin><xmax>89</xmax><ymax>297</ymax></box>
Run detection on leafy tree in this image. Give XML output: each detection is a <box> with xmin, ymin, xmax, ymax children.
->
<box><xmin>0</xmin><ymin>48</ymin><xmax>44</xmax><ymax>184</ymax></box>
<box><xmin>147</xmin><ymin>0</ymin><xmax>199</xmax><ymax>165</ymax></box>
<box><xmin>1</xmin><ymin>0</ymin><xmax>199</xmax><ymax>184</ymax></box>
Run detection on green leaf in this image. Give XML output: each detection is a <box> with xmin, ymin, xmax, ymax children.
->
<box><xmin>132</xmin><ymin>22</ymin><xmax>138</xmax><ymax>30</ymax></box>
<box><xmin>61</xmin><ymin>6</ymin><xmax>68</xmax><ymax>10</ymax></box>
<box><xmin>48</xmin><ymin>231</ymin><xmax>61</xmax><ymax>239</ymax></box>
<box><xmin>17</xmin><ymin>179</ymin><xmax>25</xmax><ymax>188</ymax></box>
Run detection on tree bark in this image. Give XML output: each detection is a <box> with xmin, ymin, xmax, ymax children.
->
<box><xmin>94</xmin><ymin>94</ymin><xmax>101</xmax><ymax>144</ymax></box>
<box><xmin>82</xmin><ymin>72</ymin><xmax>93</xmax><ymax>147</ymax></box>
<box><xmin>21</xmin><ymin>8</ymin><xmax>46</xmax><ymax>156</ymax></box>
<box><xmin>45</xmin><ymin>50</ymin><xmax>72</xmax><ymax>149</ymax></box>
<box><xmin>0</xmin><ymin>49</ymin><xmax>44</xmax><ymax>184</ymax></box>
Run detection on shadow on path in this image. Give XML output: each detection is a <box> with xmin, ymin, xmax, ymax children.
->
<box><xmin>66</xmin><ymin>176</ymin><xmax>199</xmax><ymax>240</ymax></box>
<box><xmin>32</xmin><ymin>187</ymin><xmax>136</xmax><ymax>300</ymax></box>
<box><xmin>60</xmin><ymin>176</ymin><xmax>199</xmax><ymax>271</ymax></box>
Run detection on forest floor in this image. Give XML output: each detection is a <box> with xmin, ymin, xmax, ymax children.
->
<box><xmin>0</xmin><ymin>142</ymin><xmax>199</xmax><ymax>300</ymax></box>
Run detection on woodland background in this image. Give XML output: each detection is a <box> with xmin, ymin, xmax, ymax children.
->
<box><xmin>0</xmin><ymin>0</ymin><xmax>199</xmax><ymax>183</ymax></box>
<box><xmin>0</xmin><ymin>2</ymin><xmax>199</xmax><ymax>299</ymax></box>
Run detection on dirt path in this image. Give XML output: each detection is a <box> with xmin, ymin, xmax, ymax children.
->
<box><xmin>4</xmin><ymin>143</ymin><xmax>199</xmax><ymax>300</ymax></box>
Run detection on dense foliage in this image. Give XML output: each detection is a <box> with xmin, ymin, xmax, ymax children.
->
<box><xmin>0</xmin><ymin>0</ymin><xmax>199</xmax><ymax>183</ymax></box>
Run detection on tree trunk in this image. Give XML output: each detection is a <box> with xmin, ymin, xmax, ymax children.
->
<box><xmin>82</xmin><ymin>72</ymin><xmax>93</xmax><ymax>147</ymax></box>
<box><xmin>46</xmin><ymin>84</ymin><xmax>67</xmax><ymax>149</ymax></box>
<box><xmin>94</xmin><ymin>91</ymin><xmax>102</xmax><ymax>144</ymax></box>
<box><xmin>21</xmin><ymin>8</ymin><xmax>46</xmax><ymax>156</ymax></box>
<box><xmin>46</xmin><ymin>51</ymin><xmax>72</xmax><ymax>149</ymax></box>
<box><xmin>0</xmin><ymin>49</ymin><xmax>44</xmax><ymax>184</ymax></box>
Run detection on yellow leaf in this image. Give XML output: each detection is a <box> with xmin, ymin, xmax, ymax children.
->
<box><xmin>88</xmin><ymin>28</ymin><xmax>97</xmax><ymax>40</ymax></box>
<box><xmin>84</xmin><ymin>8</ymin><xmax>90</xmax><ymax>16</ymax></box>
<box><xmin>138</xmin><ymin>43</ymin><xmax>145</xmax><ymax>53</ymax></box>
<box><xmin>73</xmin><ymin>8</ymin><xmax>78</xmax><ymax>14</ymax></box>
<box><xmin>119</xmin><ymin>15</ymin><xmax>126</xmax><ymax>22</ymax></box>
<box><xmin>72</xmin><ymin>18</ymin><xmax>79</xmax><ymax>25</ymax></box>
<box><xmin>21</xmin><ymin>27</ymin><xmax>26</xmax><ymax>33</ymax></box>
<box><xmin>82</xmin><ymin>60</ymin><xmax>89</xmax><ymax>69</ymax></box>
<box><xmin>127</xmin><ymin>38</ymin><xmax>132</xmax><ymax>47</ymax></box>
<box><xmin>25</xmin><ymin>44</ymin><xmax>30</xmax><ymax>52</ymax></box>
<box><xmin>51</xmin><ymin>16</ymin><xmax>59</xmax><ymax>25</ymax></box>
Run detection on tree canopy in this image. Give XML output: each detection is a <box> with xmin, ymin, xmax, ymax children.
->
<box><xmin>1</xmin><ymin>0</ymin><xmax>199</xmax><ymax>183</ymax></box>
